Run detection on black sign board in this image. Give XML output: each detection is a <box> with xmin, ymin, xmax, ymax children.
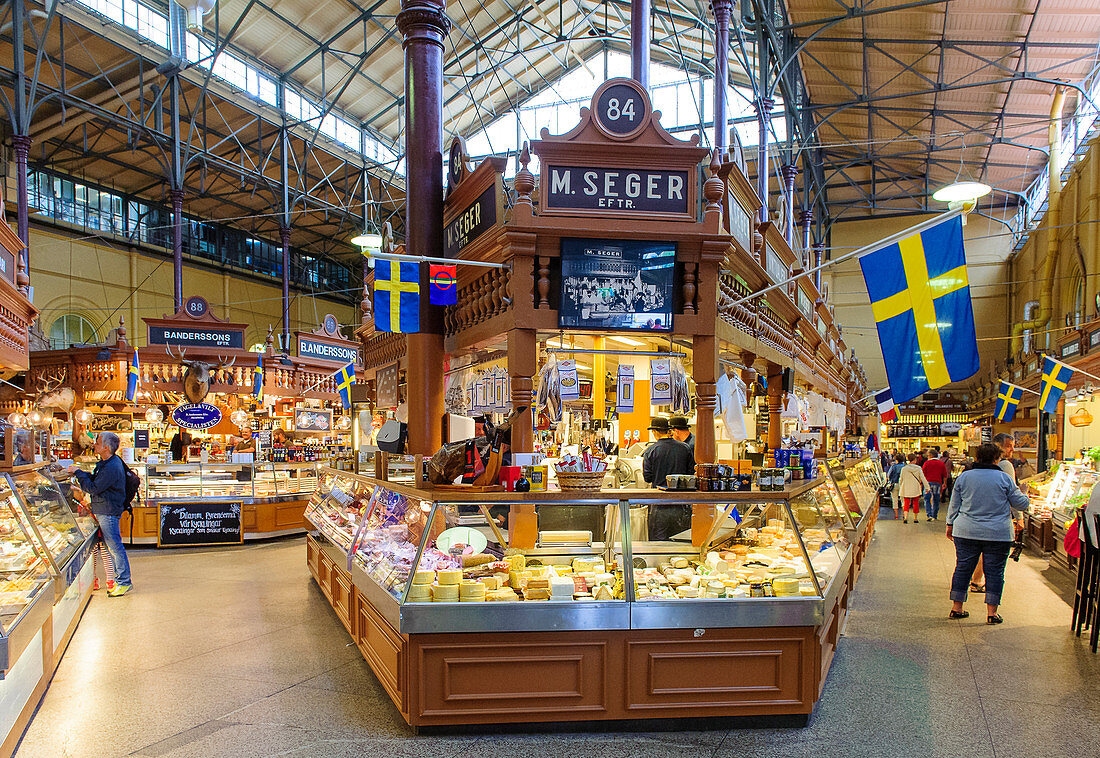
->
<box><xmin>444</xmin><ymin>184</ymin><xmax>497</xmax><ymax>258</ymax></box>
<box><xmin>158</xmin><ymin>501</ymin><xmax>243</xmax><ymax>547</ymax></box>
<box><xmin>593</xmin><ymin>81</ymin><xmax>649</xmax><ymax>138</ymax></box>
<box><xmin>980</xmin><ymin>426</ymin><xmax>993</xmax><ymax>444</ymax></box>
<box><xmin>544</xmin><ymin>166</ymin><xmax>690</xmax><ymax>215</ymax></box>
<box><xmin>149</xmin><ymin>325</ymin><xmax>244</xmax><ymax>349</ymax></box>
<box><xmin>298</xmin><ymin>337</ymin><xmax>357</xmax><ymax>365</ymax></box>
<box><xmin>134</xmin><ymin>429</ymin><xmax>150</xmax><ymax>449</ymax></box>
<box><xmin>0</xmin><ymin>246</ymin><xmax>15</xmax><ymax>286</ymax></box>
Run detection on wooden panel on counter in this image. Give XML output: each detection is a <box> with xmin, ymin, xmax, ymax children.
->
<box><xmin>412</xmin><ymin>633</ymin><xmax>614</xmax><ymax>724</ymax></box>
<box><xmin>623</xmin><ymin>627</ymin><xmax>815</xmax><ymax>715</ymax></box>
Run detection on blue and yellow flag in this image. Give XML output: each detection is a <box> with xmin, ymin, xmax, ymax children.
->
<box><xmin>374</xmin><ymin>261</ymin><xmax>420</xmax><ymax>333</ymax></box>
<box><xmin>858</xmin><ymin>216</ymin><xmax>978</xmax><ymax>404</ymax></box>
<box><xmin>1039</xmin><ymin>356</ymin><xmax>1074</xmax><ymax>414</ymax></box>
<box><xmin>995</xmin><ymin>381</ymin><xmax>1023</xmax><ymax>422</ymax></box>
<box><xmin>252</xmin><ymin>352</ymin><xmax>264</xmax><ymax>402</ymax></box>
<box><xmin>125</xmin><ymin>350</ymin><xmax>140</xmax><ymax>402</ymax></box>
<box><xmin>335</xmin><ymin>362</ymin><xmax>355</xmax><ymax>410</ymax></box>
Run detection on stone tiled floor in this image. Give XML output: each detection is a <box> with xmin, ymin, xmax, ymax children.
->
<box><xmin>15</xmin><ymin>508</ymin><xmax>1098</xmax><ymax>758</ymax></box>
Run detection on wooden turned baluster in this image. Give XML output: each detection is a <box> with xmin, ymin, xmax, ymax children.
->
<box><xmin>491</xmin><ymin>269</ymin><xmax>504</xmax><ymax>316</ymax></box>
<box><xmin>682</xmin><ymin>263</ymin><xmax>697</xmax><ymax>315</ymax></box>
<box><xmin>537</xmin><ymin>256</ymin><xmax>550</xmax><ymax>309</ymax></box>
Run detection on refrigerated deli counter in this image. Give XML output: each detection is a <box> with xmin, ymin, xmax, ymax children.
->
<box><xmin>304</xmin><ymin>457</ymin><xmax>882</xmax><ymax>727</ymax></box>
<box><xmin>119</xmin><ymin>462</ymin><xmax>320</xmax><ymax>545</ymax></box>
<box><xmin>1022</xmin><ymin>462</ymin><xmax>1099</xmax><ymax>574</ymax></box>
<box><xmin>0</xmin><ymin>464</ymin><xmax>97</xmax><ymax>757</ymax></box>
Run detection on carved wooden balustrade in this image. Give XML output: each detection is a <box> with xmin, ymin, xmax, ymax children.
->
<box><xmin>443</xmin><ymin>266</ymin><xmax>512</xmax><ymax>338</ymax></box>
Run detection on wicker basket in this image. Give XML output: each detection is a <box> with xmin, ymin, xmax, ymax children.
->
<box><xmin>554</xmin><ymin>470</ymin><xmax>606</xmax><ymax>492</ymax></box>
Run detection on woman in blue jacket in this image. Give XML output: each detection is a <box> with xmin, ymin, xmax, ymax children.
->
<box><xmin>946</xmin><ymin>442</ymin><xmax>1029</xmax><ymax>624</ymax></box>
<box><xmin>885</xmin><ymin>453</ymin><xmax>905</xmax><ymax>519</ymax></box>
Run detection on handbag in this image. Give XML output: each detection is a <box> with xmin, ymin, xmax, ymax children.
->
<box><xmin>1065</xmin><ymin>517</ymin><xmax>1082</xmax><ymax>559</ymax></box>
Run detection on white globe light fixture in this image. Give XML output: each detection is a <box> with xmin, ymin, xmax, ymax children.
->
<box><xmin>230</xmin><ymin>409</ymin><xmax>250</xmax><ymax>428</ymax></box>
<box><xmin>25</xmin><ymin>409</ymin><xmax>43</xmax><ymax>428</ymax></box>
<box><xmin>7</xmin><ymin>412</ymin><xmax>25</xmax><ymax>429</ymax></box>
<box><xmin>932</xmin><ymin>181</ymin><xmax>992</xmax><ymax>204</ymax></box>
<box><xmin>75</xmin><ymin>408</ymin><xmax>95</xmax><ymax>426</ymax></box>
<box><xmin>145</xmin><ymin>407</ymin><xmax>164</xmax><ymax>424</ymax></box>
<box><xmin>351</xmin><ymin>231</ymin><xmax>383</xmax><ymax>251</ymax></box>
<box><xmin>33</xmin><ymin>411</ymin><xmax>53</xmax><ymax>430</ymax></box>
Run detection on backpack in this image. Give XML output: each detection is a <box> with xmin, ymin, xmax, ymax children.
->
<box><xmin>121</xmin><ymin>458</ymin><xmax>141</xmax><ymax>513</ymax></box>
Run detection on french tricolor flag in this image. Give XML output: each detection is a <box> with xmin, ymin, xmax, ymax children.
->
<box><xmin>876</xmin><ymin>389</ymin><xmax>897</xmax><ymax>423</ymax></box>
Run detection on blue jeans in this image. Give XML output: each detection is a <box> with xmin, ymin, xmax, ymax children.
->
<box><xmin>925</xmin><ymin>483</ymin><xmax>942</xmax><ymax>519</ymax></box>
<box><xmin>97</xmin><ymin>514</ymin><xmax>131</xmax><ymax>586</ymax></box>
<box><xmin>950</xmin><ymin>536</ymin><xmax>1010</xmax><ymax>606</ymax></box>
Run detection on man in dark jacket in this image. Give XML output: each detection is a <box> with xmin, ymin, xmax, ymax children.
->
<box><xmin>669</xmin><ymin>416</ymin><xmax>696</xmax><ymax>455</ymax></box>
<box><xmin>67</xmin><ymin>432</ymin><xmax>132</xmax><ymax>596</ymax></box>
<box><xmin>642</xmin><ymin>417</ymin><xmax>695</xmax><ymax>541</ymax></box>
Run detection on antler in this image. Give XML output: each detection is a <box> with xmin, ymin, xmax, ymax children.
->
<box><xmin>215</xmin><ymin>355</ymin><xmax>236</xmax><ymax>371</ymax></box>
<box><xmin>166</xmin><ymin>344</ymin><xmax>193</xmax><ymax>366</ymax></box>
<box><xmin>37</xmin><ymin>367</ymin><xmax>66</xmax><ymax>394</ymax></box>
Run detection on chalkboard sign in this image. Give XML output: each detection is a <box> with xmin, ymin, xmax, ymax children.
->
<box><xmin>158</xmin><ymin>501</ymin><xmax>243</xmax><ymax>547</ymax></box>
<box><xmin>134</xmin><ymin>429</ymin><xmax>150</xmax><ymax>449</ymax></box>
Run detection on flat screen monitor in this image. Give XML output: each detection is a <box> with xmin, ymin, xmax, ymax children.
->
<box><xmin>558</xmin><ymin>238</ymin><xmax>675</xmax><ymax>331</ymax></box>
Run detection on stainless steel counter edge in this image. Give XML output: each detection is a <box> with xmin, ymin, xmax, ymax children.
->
<box><xmin>0</xmin><ymin>578</ymin><xmax>55</xmax><ymax>676</ymax></box>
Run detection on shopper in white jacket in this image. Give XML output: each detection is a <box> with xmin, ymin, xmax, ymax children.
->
<box><xmin>898</xmin><ymin>452</ymin><xmax>929</xmax><ymax>523</ymax></box>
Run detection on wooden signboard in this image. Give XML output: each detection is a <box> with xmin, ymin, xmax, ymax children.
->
<box><xmin>145</xmin><ymin>296</ymin><xmax>247</xmax><ymax>350</ymax></box>
<box><xmin>297</xmin><ymin>314</ymin><xmax>360</xmax><ymax>365</ymax></box>
<box><xmin>443</xmin><ymin>142</ymin><xmax>507</xmax><ymax>260</ymax></box>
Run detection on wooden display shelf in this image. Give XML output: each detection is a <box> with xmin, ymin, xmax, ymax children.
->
<box><xmin>122</xmin><ymin>498</ymin><xmax>310</xmax><ymax>545</ymax></box>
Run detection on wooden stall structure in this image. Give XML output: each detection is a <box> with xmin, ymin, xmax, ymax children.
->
<box><xmin>332</xmin><ymin>81</ymin><xmax>882</xmax><ymax>728</ymax></box>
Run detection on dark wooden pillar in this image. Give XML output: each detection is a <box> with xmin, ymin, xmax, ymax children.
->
<box><xmin>711</xmin><ymin>0</ymin><xmax>732</xmax><ymax>155</ymax></box>
<box><xmin>507</xmin><ymin>328</ymin><xmax>536</xmax><ymax>454</ymax></box>
<box><xmin>170</xmin><ymin>188</ymin><xmax>184</xmax><ymax>310</ymax></box>
<box><xmin>766</xmin><ymin>361</ymin><xmax>783</xmax><ymax>452</ymax></box>
<box><xmin>630</xmin><ymin>0</ymin><xmax>650</xmax><ymax>89</ymax></box>
<box><xmin>397</xmin><ymin>0</ymin><xmax>450</xmax><ymax>457</ymax></box>
<box><xmin>280</xmin><ymin>225</ymin><xmax>292</xmax><ymax>346</ymax></box>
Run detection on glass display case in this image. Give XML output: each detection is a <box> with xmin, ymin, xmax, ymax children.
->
<box><xmin>306</xmin><ymin>472</ymin><xmax>855</xmax><ymax>634</ymax></box>
<box><xmin>9</xmin><ymin>467</ymin><xmax>90</xmax><ymax>574</ymax></box>
<box><xmin>143</xmin><ymin>462</ymin><xmax>322</xmax><ymax>502</ymax></box>
<box><xmin>1027</xmin><ymin>462</ymin><xmax>1098</xmax><ymax>522</ymax></box>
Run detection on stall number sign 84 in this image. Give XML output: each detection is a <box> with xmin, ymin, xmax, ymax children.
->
<box><xmin>596</xmin><ymin>83</ymin><xmax>646</xmax><ymax>136</ymax></box>
<box><xmin>606</xmin><ymin>98</ymin><xmax>635</xmax><ymax>123</ymax></box>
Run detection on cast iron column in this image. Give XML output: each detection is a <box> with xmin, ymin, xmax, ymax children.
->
<box><xmin>756</xmin><ymin>96</ymin><xmax>773</xmax><ymax>225</ymax></box>
<box><xmin>12</xmin><ymin>0</ymin><xmax>30</xmax><ymax>285</ymax></box>
<box><xmin>800</xmin><ymin>208</ymin><xmax>814</xmax><ymax>270</ymax></box>
<box><xmin>782</xmin><ymin>163</ymin><xmax>798</xmax><ymax>247</ymax></box>
<box><xmin>630</xmin><ymin>0</ymin><xmax>650</xmax><ymax>89</ymax></box>
<box><xmin>397</xmin><ymin>0</ymin><xmax>449</xmax><ymax>457</ymax></box>
<box><xmin>170</xmin><ymin>188</ymin><xmax>184</xmax><ymax>310</ymax></box>
<box><xmin>812</xmin><ymin>241</ymin><xmax>825</xmax><ymax>290</ymax></box>
<box><xmin>280</xmin><ymin>225</ymin><xmax>292</xmax><ymax>348</ymax></box>
<box><xmin>12</xmin><ymin>136</ymin><xmax>30</xmax><ymax>260</ymax></box>
<box><xmin>711</xmin><ymin>0</ymin><xmax>733</xmax><ymax>155</ymax></box>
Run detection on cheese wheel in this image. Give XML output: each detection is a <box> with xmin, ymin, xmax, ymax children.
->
<box><xmin>671</xmin><ymin>557</ymin><xmax>689</xmax><ymax>569</ymax></box>
<box><xmin>436</xmin><ymin>569</ymin><xmax>462</xmax><ymax>585</ymax></box>
<box><xmin>431</xmin><ymin>583</ymin><xmax>459</xmax><ymax>601</ymax></box>
<box><xmin>406</xmin><ymin>585</ymin><xmax>432</xmax><ymax>602</ymax></box>
<box><xmin>593</xmin><ymin>584</ymin><xmax>614</xmax><ymax>601</ymax></box>
<box><xmin>460</xmin><ymin>595</ymin><xmax>486</xmax><ymax>602</ymax></box>
<box><xmin>676</xmin><ymin>585</ymin><xmax>700</xmax><ymax>598</ymax></box>
<box><xmin>412</xmin><ymin>570</ymin><xmax>434</xmax><ymax>585</ymax></box>
<box><xmin>772</xmin><ymin>577</ymin><xmax>800</xmax><ymax>597</ymax></box>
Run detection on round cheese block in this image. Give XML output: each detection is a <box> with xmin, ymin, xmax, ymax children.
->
<box><xmin>431</xmin><ymin>583</ymin><xmax>459</xmax><ymax>601</ymax></box>
<box><xmin>676</xmin><ymin>585</ymin><xmax>700</xmax><ymax>598</ymax></box>
<box><xmin>460</xmin><ymin>595</ymin><xmax>486</xmax><ymax>602</ymax></box>
<box><xmin>412</xmin><ymin>570</ymin><xmax>435</xmax><ymax>585</ymax></box>
<box><xmin>671</xmin><ymin>557</ymin><xmax>690</xmax><ymax>569</ymax></box>
<box><xmin>772</xmin><ymin>577</ymin><xmax>800</xmax><ymax>597</ymax></box>
<box><xmin>436</xmin><ymin>569</ymin><xmax>462</xmax><ymax>586</ymax></box>
<box><xmin>406</xmin><ymin>585</ymin><xmax>432</xmax><ymax>602</ymax></box>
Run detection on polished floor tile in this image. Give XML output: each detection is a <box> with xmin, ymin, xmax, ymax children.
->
<box><xmin>13</xmin><ymin>511</ymin><xmax>1096</xmax><ymax>758</ymax></box>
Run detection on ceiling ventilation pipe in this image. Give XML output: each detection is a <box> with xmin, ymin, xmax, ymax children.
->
<box><xmin>1010</xmin><ymin>85</ymin><xmax>1067</xmax><ymax>356</ymax></box>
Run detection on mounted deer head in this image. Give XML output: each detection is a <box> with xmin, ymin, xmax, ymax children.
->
<box><xmin>35</xmin><ymin>368</ymin><xmax>76</xmax><ymax>412</ymax></box>
<box><xmin>166</xmin><ymin>346</ymin><xmax>236</xmax><ymax>404</ymax></box>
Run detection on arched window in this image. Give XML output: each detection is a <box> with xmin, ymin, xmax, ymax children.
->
<box><xmin>48</xmin><ymin>314</ymin><xmax>98</xmax><ymax>348</ymax></box>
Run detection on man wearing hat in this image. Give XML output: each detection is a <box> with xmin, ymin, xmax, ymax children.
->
<box><xmin>669</xmin><ymin>415</ymin><xmax>695</xmax><ymax>455</ymax></box>
<box><xmin>642</xmin><ymin>417</ymin><xmax>695</xmax><ymax>540</ymax></box>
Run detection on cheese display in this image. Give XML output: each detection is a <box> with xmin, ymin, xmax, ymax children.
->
<box><xmin>305</xmin><ymin>473</ymin><xmax>860</xmax><ymax>611</ymax></box>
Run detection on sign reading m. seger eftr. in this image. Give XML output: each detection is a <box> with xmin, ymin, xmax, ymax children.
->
<box><xmin>544</xmin><ymin>166</ymin><xmax>690</xmax><ymax>214</ymax></box>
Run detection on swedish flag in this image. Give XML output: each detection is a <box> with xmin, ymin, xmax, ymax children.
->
<box><xmin>252</xmin><ymin>352</ymin><xmax>264</xmax><ymax>402</ymax></box>
<box><xmin>858</xmin><ymin>216</ymin><xmax>978</xmax><ymax>404</ymax></box>
<box><xmin>335</xmin><ymin>362</ymin><xmax>355</xmax><ymax>410</ymax></box>
<box><xmin>1039</xmin><ymin>356</ymin><xmax>1074</xmax><ymax>414</ymax></box>
<box><xmin>994</xmin><ymin>381</ymin><xmax>1023</xmax><ymax>422</ymax></box>
<box><xmin>125</xmin><ymin>350</ymin><xmax>140</xmax><ymax>402</ymax></box>
<box><xmin>373</xmin><ymin>261</ymin><xmax>420</xmax><ymax>333</ymax></box>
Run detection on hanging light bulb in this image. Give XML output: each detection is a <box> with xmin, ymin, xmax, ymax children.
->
<box><xmin>25</xmin><ymin>409</ymin><xmax>43</xmax><ymax>428</ymax></box>
<box><xmin>75</xmin><ymin>408</ymin><xmax>95</xmax><ymax>426</ymax></box>
<box><xmin>230</xmin><ymin>409</ymin><xmax>249</xmax><ymax>428</ymax></box>
<box><xmin>7</xmin><ymin>412</ymin><xmax>26</xmax><ymax>428</ymax></box>
<box><xmin>33</xmin><ymin>411</ymin><xmax>53</xmax><ymax>430</ymax></box>
<box><xmin>335</xmin><ymin>415</ymin><xmax>351</xmax><ymax>430</ymax></box>
<box><xmin>145</xmin><ymin>407</ymin><xmax>163</xmax><ymax>424</ymax></box>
